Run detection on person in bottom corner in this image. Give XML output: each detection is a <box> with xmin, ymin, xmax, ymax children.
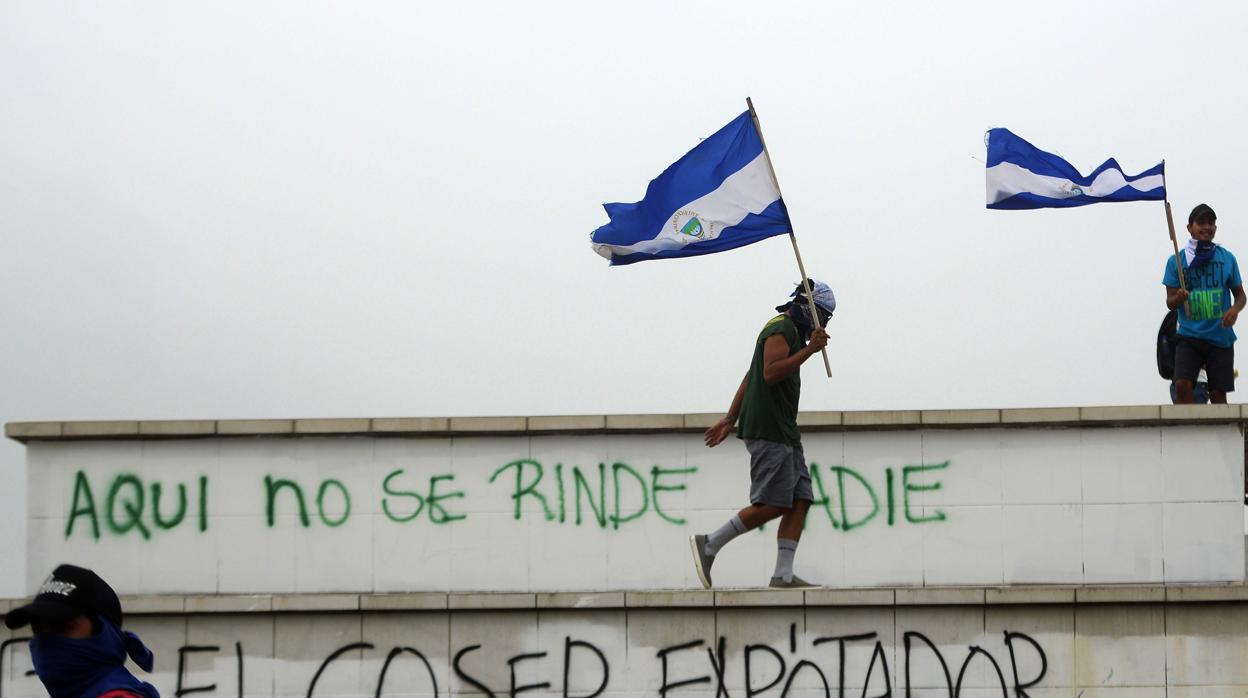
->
<box><xmin>4</xmin><ymin>564</ymin><xmax>160</xmax><ymax>698</ymax></box>
<box><xmin>690</xmin><ymin>279</ymin><xmax>835</xmax><ymax>590</ymax></box>
<box><xmin>1163</xmin><ymin>203</ymin><xmax>1246</xmax><ymax>404</ymax></box>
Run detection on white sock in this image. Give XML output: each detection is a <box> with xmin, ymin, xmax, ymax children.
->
<box><xmin>705</xmin><ymin>515</ymin><xmax>747</xmax><ymax>557</ymax></box>
<box><xmin>774</xmin><ymin>538</ymin><xmax>799</xmax><ymax>581</ymax></box>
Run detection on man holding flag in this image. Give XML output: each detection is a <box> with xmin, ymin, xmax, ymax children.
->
<box><xmin>590</xmin><ymin>102</ymin><xmax>835</xmax><ymax>588</ymax></box>
<box><xmin>1163</xmin><ymin>203</ymin><xmax>1245</xmax><ymax>404</ymax></box>
<box><xmin>691</xmin><ymin>279</ymin><xmax>834</xmax><ymax>590</ymax></box>
<box><xmin>981</xmin><ymin>131</ymin><xmax>1247</xmax><ymax>401</ymax></box>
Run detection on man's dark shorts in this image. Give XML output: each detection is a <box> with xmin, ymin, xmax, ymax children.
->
<box><xmin>745</xmin><ymin>438</ymin><xmax>814</xmax><ymax>508</ymax></box>
<box><xmin>1175</xmin><ymin>336</ymin><xmax>1235</xmax><ymax>392</ymax></box>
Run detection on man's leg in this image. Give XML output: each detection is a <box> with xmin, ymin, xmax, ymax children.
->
<box><xmin>1172</xmin><ymin>339</ymin><xmax>1204</xmax><ymax>404</ymax></box>
<box><xmin>772</xmin><ymin>499</ymin><xmax>811</xmax><ymax>583</ymax></box>
<box><xmin>710</xmin><ymin>438</ymin><xmax>793</xmax><ymax>552</ymax></box>
<box><xmin>691</xmin><ymin>503</ymin><xmax>788</xmax><ymax>588</ymax></box>
<box><xmin>692</xmin><ymin>439</ymin><xmax>796</xmax><ymax>588</ymax></box>
<box><xmin>738</xmin><ymin>503</ymin><xmax>789</xmax><ymax>530</ymax></box>
<box><xmin>1205</xmin><ymin>342</ymin><xmax>1235</xmax><ymax>405</ymax></box>
<box><xmin>770</xmin><ymin>443</ymin><xmax>816</xmax><ymax>586</ymax></box>
<box><xmin>1174</xmin><ymin>379</ymin><xmax>1196</xmax><ymax>404</ymax></box>
<box><xmin>776</xmin><ymin>499</ymin><xmax>811</xmax><ymax>541</ymax></box>
<box><xmin>704</xmin><ymin>504</ymin><xmax>786</xmax><ymax>556</ymax></box>
<box><xmin>706</xmin><ymin>500</ymin><xmax>811</xmax><ymax>582</ymax></box>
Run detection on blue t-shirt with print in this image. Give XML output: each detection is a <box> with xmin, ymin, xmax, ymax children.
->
<box><xmin>1162</xmin><ymin>246</ymin><xmax>1243</xmax><ymax>347</ymax></box>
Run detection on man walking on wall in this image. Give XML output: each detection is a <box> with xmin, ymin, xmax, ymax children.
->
<box><xmin>1164</xmin><ymin>203</ymin><xmax>1246</xmax><ymax>404</ymax></box>
<box><xmin>691</xmin><ymin>279</ymin><xmax>835</xmax><ymax>589</ymax></box>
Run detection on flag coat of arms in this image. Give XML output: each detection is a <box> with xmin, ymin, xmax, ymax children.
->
<box><xmin>591</xmin><ymin>112</ymin><xmax>792</xmax><ymax>265</ymax></box>
<box><xmin>985</xmin><ymin>128</ymin><xmax>1165</xmax><ymax>210</ymax></box>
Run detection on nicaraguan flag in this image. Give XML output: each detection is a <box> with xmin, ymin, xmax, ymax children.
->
<box><xmin>986</xmin><ymin>128</ymin><xmax>1165</xmax><ymax>210</ymax></box>
<box><xmin>590</xmin><ymin>112</ymin><xmax>792</xmax><ymax>265</ymax></box>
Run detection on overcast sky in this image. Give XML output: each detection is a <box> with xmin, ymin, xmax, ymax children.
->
<box><xmin>3</xmin><ymin>1</ymin><xmax>1246</xmax><ymax>596</ymax></box>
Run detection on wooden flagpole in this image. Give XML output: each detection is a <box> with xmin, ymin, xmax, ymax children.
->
<box><xmin>1163</xmin><ymin>164</ymin><xmax>1190</xmax><ymax>316</ymax></box>
<box><xmin>746</xmin><ymin>97</ymin><xmax>832</xmax><ymax>378</ymax></box>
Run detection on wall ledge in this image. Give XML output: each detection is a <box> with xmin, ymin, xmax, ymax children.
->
<box><xmin>4</xmin><ymin>585</ymin><xmax>1248</xmax><ymax>616</ymax></box>
<box><xmin>8</xmin><ymin>405</ymin><xmax>1247</xmax><ymax>443</ymax></box>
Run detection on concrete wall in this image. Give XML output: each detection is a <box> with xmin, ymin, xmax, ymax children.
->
<box><xmin>17</xmin><ymin>420</ymin><xmax>1246</xmax><ymax>594</ymax></box>
<box><xmin>0</xmin><ymin>449</ymin><xmax>24</xmax><ymax>598</ymax></box>
<box><xmin>4</xmin><ymin>593</ymin><xmax>1248</xmax><ymax>697</ymax></box>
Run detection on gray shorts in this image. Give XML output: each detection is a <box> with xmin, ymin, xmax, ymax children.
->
<box><xmin>745</xmin><ymin>438</ymin><xmax>814</xmax><ymax>508</ymax></box>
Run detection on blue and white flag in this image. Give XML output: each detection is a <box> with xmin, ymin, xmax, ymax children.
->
<box><xmin>590</xmin><ymin>111</ymin><xmax>792</xmax><ymax>265</ymax></box>
<box><xmin>986</xmin><ymin>128</ymin><xmax>1165</xmax><ymax>210</ymax></box>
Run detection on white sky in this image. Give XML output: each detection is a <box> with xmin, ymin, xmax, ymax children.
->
<box><xmin>3</xmin><ymin>1</ymin><xmax>1246</xmax><ymax>595</ymax></box>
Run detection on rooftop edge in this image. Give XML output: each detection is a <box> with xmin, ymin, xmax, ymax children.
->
<box><xmin>6</xmin><ymin>405</ymin><xmax>1246</xmax><ymax>443</ymax></box>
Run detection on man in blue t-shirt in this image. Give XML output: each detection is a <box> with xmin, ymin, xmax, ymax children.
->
<box><xmin>1163</xmin><ymin>203</ymin><xmax>1246</xmax><ymax>403</ymax></box>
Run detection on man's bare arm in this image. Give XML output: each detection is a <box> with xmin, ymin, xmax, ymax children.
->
<box><xmin>1222</xmin><ymin>284</ymin><xmax>1246</xmax><ymax>328</ymax></box>
<box><xmin>761</xmin><ymin>329</ymin><xmax>828</xmax><ymax>385</ymax></box>
<box><xmin>704</xmin><ymin>374</ymin><xmax>748</xmax><ymax>448</ymax></box>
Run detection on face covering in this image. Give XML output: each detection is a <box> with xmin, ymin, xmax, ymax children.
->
<box><xmin>780</xmin><ymin>303</ymin><xmax>827</xmax><ymax>340</ymax></box>
<box><xmin>788</xmin><ymin>303</ymin><xmax>815</xmax><ymax>339</ymax></box>
<box><xmin>28</xmin><ymin>616</ymin><xmax>159</xmax><ymax>698</ymax></box>
<box><xmin>1185</xmin><ymin>238</ymin><xmax>1218</xmax><ymax>268</ymax></box>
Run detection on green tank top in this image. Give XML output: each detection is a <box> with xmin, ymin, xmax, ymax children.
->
<box><xmin>737</xmin><ymin>314</ymin><xmax>803</xmax><ymax>445</ymax></box>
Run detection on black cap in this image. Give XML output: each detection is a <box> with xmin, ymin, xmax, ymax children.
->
<box><xmin>3</xmin><ymin>564</ymin><xmax>123</xmax><ymax>630</ymax></box>
<box><xmin>1189</xmin><ymin>203</ymin><xmax>1217</xmax><ymax>224</ymax></box>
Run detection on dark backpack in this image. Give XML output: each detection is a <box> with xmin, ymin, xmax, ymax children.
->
<box><xmin>1157</xmin><ymin>309</ymin><xmax>1178</xmax><ymax>379</ymax></box>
